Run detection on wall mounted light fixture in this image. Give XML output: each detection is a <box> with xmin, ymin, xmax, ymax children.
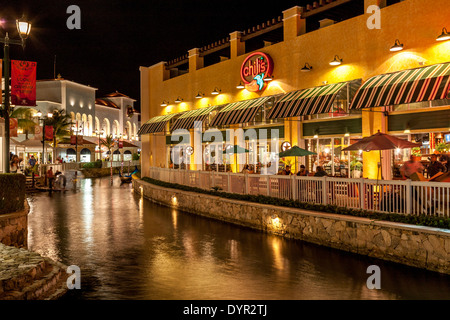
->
<box><xmin>175</xmin><ymin>97</ymin><xmax>183</xmax><ymax>103</ymax></box>
<box><xmin>329</xmin><ymin>55</ymin><xmax>342</xmax><ymax>66</ymax></box>
<box><xmin>161</xmin><ymin>100</ymin><xmax>169</xmax><ymax>107</ymax></box>
<box><xmin>195</xmin><ymin>92</ymin><xmax>204</xmax><ymax>99</ymax></box>
<box><xmin>264</xmin><ymin>74</ymin><xmax>273</xmax><ymax>82</ymax></box>
<box><xmin>390</xmin><ymin>39</ymin><xmax>404</xmax><ymax>52</ymax></box>
<box><xmin>301</xmin><ymin>63</ymin><xmax>313</xmax><ymax>72</ymax></box>
<box><xmin>236</xmin><ymin>81</ymin><xmax>245</xmax><ymax>89</ymax></box>
<box><xmin>437</xmin><ymin>27</ymin><xmax>450</xmax><ymax>41</ymax></box>
<box><xmin>211</xmin><ymin>87</ymin><xmax>221</xmax><ymax>95</ymax></box>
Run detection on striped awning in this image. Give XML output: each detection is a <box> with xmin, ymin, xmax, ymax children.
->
<box><xmin>350</xmin><ymin>62</ymin><xmax>450</xmax><ymax>110</ymax></box>
<box><xmin>267</xmin><ymin>82</ymin><xmax>349</xmax><ymax>119</ymax></box>
<box><xmin>171</xmin><ymin>105</ymin><xmax>218</xmax><ymax>131</ymax></box>
<box><xmin>137</xmin><ymin>114</ymin><xmax>176</xmax><ymax>135</ymax></box>
<box><xmin>209</xmin><ymin>96</ymin><xmax>271</xmax><ymax>127</ymax></box>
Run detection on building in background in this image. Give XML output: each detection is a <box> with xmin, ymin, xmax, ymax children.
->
<box><xmin>7</xmin><ymin>75</ymin><xmax>140</xmax><ymax>165</ymax></box>
<box><xmin>139</xmin><ymin>0</ymin><xmax>450</xmax><ymax>180</ymax></box>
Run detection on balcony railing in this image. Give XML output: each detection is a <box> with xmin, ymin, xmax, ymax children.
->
<box><xmin>148</xmin><ymin>167</ymin><xmax>450</xmax><ymax>218</ymax></box>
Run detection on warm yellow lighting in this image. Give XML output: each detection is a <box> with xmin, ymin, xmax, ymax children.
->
<box><xmin>171</xmin><ymin>195</ymin><xmax>178</xmax><ymax>205</ymax></box>
<box><xmin>47</xmin><ymin>112</ymin><xmax>53</xmax><ymax>118</ymax></box>
<box><xmin>345</xmin><ymin>132</ymin><xmax>350</xmax><ymax>137</ymax></box>
<box><xmin>211</xmin><ymin>87</ymin><xmax>221</xmax><ymax>95</ymax></box>
<box><xmin>390</xmin><ymin>39</ymin><xmax>404</xmax><ymax>52</ymax></box>
<box><xmin>404</xmin><ymin>129</ymin><xmax>411</xmax><ymax>134</ymax></box>
<box><xmin>36</xmin><ymin>111</ymin><xmax>42</xmax><ymax>117</ymax></box>
<box><xmin>324</xmin><ymin>148</ymin><xmax>330</xmax><ymax>154</ymax></box>
<box><xmin>436</xmin><ymin>27</ymin><xmax>450</xmax><ymax>41</ymax></box>
<box><xmin>313</xmin><ymin>134</ymin><xmax>318</xmax><ymax>139</ymax></box>
<box><xmin>195</xmin><ymin>92</ymin><xmax>204</xmax><ymax>99</ymax></box>
<box><xmin>175</xmin><ymin>97</ymin><xmax>183</xmax><ymax>103</ymax></box>
<box><xmin>330</xmin><ymin>55</ymin><xmax>342</xmax><ymax>66</ymax></box>
<box><xmin>264</xmin><ymin>75</ymin><xmax>273</xmax><ymax>82</ymax></box>
<box><xmin>161</xmin><ymin>100</ymin><xmax>168</xmax><ymax>107</ymax></box>
<box><xmin>16</xmin><ymin>18</ymin><xmax>31</xmax><ymax>39</ymax></box>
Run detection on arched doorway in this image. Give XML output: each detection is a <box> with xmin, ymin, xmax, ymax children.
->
<box><xmin>66</xmin><ymin>148</ymin><xmax>76</xmax><ymax>162</ymax></box>
<box><xmin>80</xmin><ymin>148</ymin><xmax>91</xmax><ymax>163</ymax></box>
<box><xmin>123</xmin><ymin>150</ymin><xmax>132</xmax><ymax>161</ymax></box>
<box><xmin>113</xmin><ymin>149</ymin><xmax>121</xmax><ymax>161</ymax></box>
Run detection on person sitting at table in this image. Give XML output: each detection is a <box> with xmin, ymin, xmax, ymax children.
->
<box><xmin>314</xmin><ymin>166</ymin><xmax>328</xmax><ymax>177</ymax></box>
<box><xmin>427</xmin><ymin>154</ymin><xmax>446</xmax><ymax>178</ymax></box>
<box><xmin>241</xmin><ymin>164</ymin><xmax>250</xmax><ymax>174</ymax></box>
<box><xmin>296</xmin><ymin>165</ymin><xmax>309</xmax><ymax>176</ymax></box>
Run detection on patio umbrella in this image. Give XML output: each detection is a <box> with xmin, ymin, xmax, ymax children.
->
<box><xmin>342</xmin><ymin>130</ymin><xmax>421</xmax><ymax>179</ymax></box>
<box><xmin>278</xmin><ymin>146</ymin><xmax>316</xmax><ymax>173</ymax></box>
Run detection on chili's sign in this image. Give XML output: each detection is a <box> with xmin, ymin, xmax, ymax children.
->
<box><xmin>240</xmin><ymin>52</ymin><xmax>273</xmax><ymax>92</ymax></box>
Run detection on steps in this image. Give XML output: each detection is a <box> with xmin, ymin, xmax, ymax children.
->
<box><xmin>25</xmin><ymin>175</ymin><xmax>41</xmax><ymax>193</ymax></box>
<box><xmin>0</xmin><ymin>244</ymin><xmax>68</xmax><ymax>300</ymax></box>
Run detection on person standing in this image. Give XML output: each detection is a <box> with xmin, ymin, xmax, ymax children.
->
<box><xmin>29</xmin><ymin>155</ymin><xmax>36</xmax><ymax>168</ymax></box>
<box><xmin>10</xmin><ymin>155</ymin><xmax>19</xmax><ymax>173</ymax></box>
<box><xmin>47</xmin><ymin>167</ymin><xmax>55</xmax><ymax>190</ymax></box>
<box><xmin>427</xmin><ymin>154</ymin><xmax>446</xmax><ymax>178</ymax></box>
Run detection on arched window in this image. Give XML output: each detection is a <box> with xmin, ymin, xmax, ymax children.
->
<box><xmin>103</xmin><ymin>118</ymin><xmax>110</xmax><ymax>136</ymax></box>
<box><xmin>80</xmin><ymin>148</ymin><xmax>91</xmax><ymax>163</ymax></box>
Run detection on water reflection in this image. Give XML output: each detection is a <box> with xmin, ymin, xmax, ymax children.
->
<box><xmin>27</xmin><ymin>176</ymin><xmax>450</xmax><ymax>300</ymax></box>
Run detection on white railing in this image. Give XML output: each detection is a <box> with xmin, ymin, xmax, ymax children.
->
<box><xmin>148</xmin><ymin>167</ymin><xmax>450</xmax><ymax>218</ymax></box>
<box><xmin>102</xmin><ymin>160</ymin><xmax>140</xmax><ymax>168</ymax></box>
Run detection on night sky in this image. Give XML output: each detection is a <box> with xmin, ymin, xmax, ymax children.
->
<box><xmin>1</xmin><ymin>0</ymin><xmax>311</xmax><ymax>110</ymax></box>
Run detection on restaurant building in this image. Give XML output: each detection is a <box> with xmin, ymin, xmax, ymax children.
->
<box><xmin>139</xmin><ymin>0</ymin><xmax>450</xmax><ymax>180</ymax></box>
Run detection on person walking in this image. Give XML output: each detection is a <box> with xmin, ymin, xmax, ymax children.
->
<box><xmin>427</xmin><ymin>154</ymin><xmax>446</xmax><ymax>178</ymax></box>
<box><xmin>400</xmin><ymin>155</ymin><xmax>424</xmax><ymax>179</ymax></box>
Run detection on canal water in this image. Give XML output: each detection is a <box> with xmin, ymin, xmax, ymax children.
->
<box><xmin>26</xmin><ymin>176</ymin><xmax>450</xmax><ymax>300</ymax></box>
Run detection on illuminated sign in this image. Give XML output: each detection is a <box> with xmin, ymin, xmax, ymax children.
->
<box><xmin>240</xmin><ymin>52</ymin><xmax>273</xmax><ymax>92</ymax></box>
<box><xmin>281</xmin><ymin>141</ymin><xmax>291</xmax><ymax>152</ymax></box>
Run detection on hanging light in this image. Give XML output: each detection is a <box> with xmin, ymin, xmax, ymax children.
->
<box><xmin>236</xmin><ymin>81</ymin><xmax>245</xmax><ymax>89</ymax></box>
<box><xmin>175</xmin><ymin>97</ymin><xmax>183</xmax><ymax>103</ymax></box>
<box><xmin>161</xmin><ymin>100</ymin><xmax>169</xmax><ymax>107</ymax></box>
<box><xmin>436</xmin><ymin>27</ymin><xmax>450</xmax><ymax>41</ymax></box>
<box><xmin>301</xmin><ymin>63</ymin><xmax>313</xmax><ymax>72</ymax></box>
<box><xmin>390</xmin><ymin>39</ymin><xmax>404</xmax><ymax>52</ymax></box>
<box><xmin>263</xmin><ymin>74</ymin><xmax>273</xmax><ymax>82</ymax></box>
<box><xmin>329</xmin><ymin>55</ymin><xmax>342</xmax><ymax>66</ymax></box>
<box><xmin>211</xmin><ymin>87</ymin><xmax>221</xmax><ymax>95</ymax></box>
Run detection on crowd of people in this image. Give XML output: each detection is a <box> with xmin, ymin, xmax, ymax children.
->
<box><xmin>400</xmin><ymin>154</ymin><xmax>448</xmax><ymax>180</ymax></box>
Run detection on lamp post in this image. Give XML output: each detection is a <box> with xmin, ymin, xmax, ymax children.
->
<box><xmin>95</xmin><ymin>129</ymin><xmax>104</xmax><ymax>161</ymax></box>
<box><xmin>35</xmin><ymin>111</ymin><xmax>53</xmax><ymax>165</ymax></box>
<box><xmin>1</xmin><ymin>17</ymin><xmax>32</xmax><ymax>173</ymax></box>
<box><xmin>72</xmin><ymin>121</ymin><xmax>83</xmax><ymax>163</ymax></box>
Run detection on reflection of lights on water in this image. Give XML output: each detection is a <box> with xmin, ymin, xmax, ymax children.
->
<box><xmin>139</xmin><ymin>186</ymin><xmax>144</xmax><ymax>196</ymax></box>
<box><xmin>171</xmin><ymin>195</ymin><xmax>177</xmax><ymax>205</ymax></box>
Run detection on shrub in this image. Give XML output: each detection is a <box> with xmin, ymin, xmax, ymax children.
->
<box><xmin>132</xmin><ymin>153</ymin><xmax>140</xmax><ymax>161</ymax></box>
<box><xmin>141</xmin><ymin>176</ymin><xmax>450</xmax><ymax>230</ymax></box>
<box><xmin>81</xmin><ymin>160</ymin><xmax>103</xmax><ymax>169</ymax></box>
<box><xmin>0</xmin><ymin>174</ymin><xmax>26</xmax><ymax>215</ymax></box>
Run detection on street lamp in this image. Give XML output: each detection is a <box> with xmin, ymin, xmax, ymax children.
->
<box><xmin>1</xmin><ymin>17</ymin><xmax>32</xmax><ymax>173</ymax></box>
<box><xmin>95</xmin><ymin>129</ymin><xmax>104</xmax><ymax>161</ymax></box>
<box><xmin>34</xmin><ymin>111</ymin><xmax>53</xmax><ymax>164</ymax></box>
<box><xmin>71</xmin><ymin>121</ymin><xmax>83</xmax><ymax>162</ymax></box>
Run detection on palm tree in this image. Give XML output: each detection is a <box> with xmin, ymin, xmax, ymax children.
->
<box><xmin>101</xmin><ymin>134</ymin><xmax>116</xmax><ymax>185</ymax></box>
<box><xmin>46</xmin><ymin>110</ymin><xmax>72</xmax><ymax>162</ymax></box>
<box><xmin>10</xmin><ymin>107</ymin><xmax>38</xmax><ymax>139</ymax></box>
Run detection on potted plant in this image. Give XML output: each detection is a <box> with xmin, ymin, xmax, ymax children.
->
<box><xmin>411</xmin><ymin>147</ymin><xmax>421</xmax><ymax>161</ymax></box>
<box><xmin>436</xmin><ymin>142</ymin><xmax>450</xmax><ymax>154</ymax></box>
<box><xmin>350</xmin><ymin>160</ymin><xmax>363</xmax><ymax>178</ymax></box>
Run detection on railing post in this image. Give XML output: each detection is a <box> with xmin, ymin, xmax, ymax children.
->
<box><xmin>322</xmin><ymin>177</ymin><xmax>327</xmax><ymax>205</ymax></box>
<box><xmin>359</xmin><ymin>178</ymin><xmax>365</xmax><ymax>210</ymax></box>
<box><xmin>291</xmin><ymin>175</ymin><xmax>296</xmax><ymax>201</ymax></box>
<box><xmin>267</xmin><ymin>176</ymin><xmax>271</xmax><ymax>197</ymax></box>
<box><xmin>228</xmin><ymin>172</ymin><xmax>231</xmax><ymax>193</ymax></box>
<box><xmin>406</xmin><ymin>179</ymin><xmax>412</xmax><ymax>215</ymax></box>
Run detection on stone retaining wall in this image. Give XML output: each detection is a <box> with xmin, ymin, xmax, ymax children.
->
<box><xmin>0</xmin><ymin>201</ymin><xmax>29</xmax><ymax>248</ymax></box>
<box><xmin>134</xmin><ymin>179</ymin><xmax>450</xmax><ymax>275</ymax></box>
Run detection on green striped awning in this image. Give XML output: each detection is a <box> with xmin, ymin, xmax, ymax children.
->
<box><xmin>267</xmin><ymin>82</ymin><xmax>349</xmax><ymax>119</ymax></box>
<box><xmin>209</xmin><ymin>96</ymin><xmax>271</xmax><ymax>127</ymax></box>
<box><xmin>350</xmin><ymin>62</ymin><xmax>450</xmax><ymax>110</ymax></box>
<box><xmin>171</xmin><ymin>105</ymin><xmax>218</xmax><ymax>131</ymax></box>
<box><xmin>137</xmin><ymin>113</ymin><xmax>176</xmax><ymax>135</ymax></box>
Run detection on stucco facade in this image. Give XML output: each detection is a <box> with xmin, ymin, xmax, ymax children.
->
<box><xmin>139</xmin><ymin>0</ymin><xmax>450</xmax><ymax>179</ymax></box>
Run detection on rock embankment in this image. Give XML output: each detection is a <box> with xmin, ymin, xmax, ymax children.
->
<box><xmin>0</xmin><ymin>243</ymin><xmax>68</xmax><ymax>300</ymax></box>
